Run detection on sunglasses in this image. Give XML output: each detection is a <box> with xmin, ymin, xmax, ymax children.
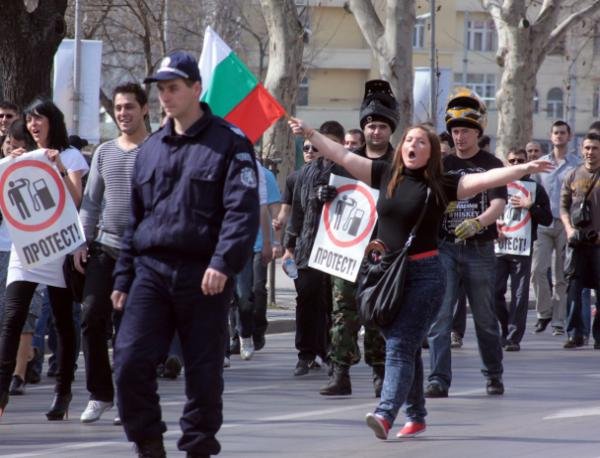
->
<box><xmin>303</xmin><ymin>144</ymin><xmax>318</xmax><ymax>153</ymax></box>
<box><xmin>0</xmin><ymin>114</ymin><xmax>14</xmax><ymax>120</ymax></box>
<box><xmin>508</xmin><ymin>158</ymin><xmax>526</xmax><ymax>165</ymax></box>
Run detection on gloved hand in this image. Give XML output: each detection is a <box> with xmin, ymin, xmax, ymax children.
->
<box><xmin>317</xmin><ymin>185</ymin><xmax>338</xmax><ymax>203</ymax></box>
<box><xmin>445</xmin><ymin>201</ymin><xmax>458</xmax><ymax>214</ymax></box>
<box><xmin>454</xmin><ymin>218</ymin><xmax>483</xmax><ymax>240</ymax></box>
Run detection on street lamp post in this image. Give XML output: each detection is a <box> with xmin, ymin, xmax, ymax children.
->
<box><xmin>429</xmin><ymin>0</ymin><xmax>437</xmax><ymax>128</ymax></box>
<box><xmin>73</xmin><ymin>0</ymin><xmax>83</xmax><ymax>136</ymax></box>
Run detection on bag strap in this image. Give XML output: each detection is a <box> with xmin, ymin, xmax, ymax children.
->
<box><xmin>583</xmin><ymin>169</ymin><xmax>599</xmax><ymax>201</ymax></box>
<box><xmin>402</xmin><ymin>187</ymin><xmax>432</xmax><ymax>251</ymax></box>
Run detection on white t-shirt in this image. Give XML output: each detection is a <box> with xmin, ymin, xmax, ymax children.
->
<box><xmin>7</xmin><ymin>147</ymin><xmax>89</xmax><ymax>288</ymax></box>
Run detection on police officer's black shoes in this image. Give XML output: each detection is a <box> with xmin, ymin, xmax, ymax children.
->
<box><xmin>372</xmin><ymin>365</ymin><xmax>385</xmax><ymax>398</ymax></box>
<box><xmin>136</xmin><ymin>437</ymin><xmax>166</xmax><ymax>458</ymax></box>
<box><xmin>46</xmin><ymin>392</ymin><xmax>72</xmax><ymax>420</ymax></box>
<box><xmin>319</xmin><ymin>364</ymin><xmax>351</xmax><ymax>396</ymax></box>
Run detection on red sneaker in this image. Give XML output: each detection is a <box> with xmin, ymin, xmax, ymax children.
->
<box><xmin>396</xmin><ymin>421</ymin><xmax>426</xmax><ymax>438</ymax></box>
<box><xmin>365</xmin><ymin>413</ymin><xmax>391</xmax><ymax>440</ymax></box>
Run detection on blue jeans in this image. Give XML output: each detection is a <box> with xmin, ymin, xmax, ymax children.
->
<box><xmin>427</xmin><ymin>240</ymin><xmax>503</xmax><ymax>390</ymax></box>
<box><xmin>375</xmin><ymin>255</ymin><xmax>445</xmax><ymax>426</ymax></box>
<box><xmin>234</xmin><ymin>258</ymin><xmax>254</xmax><ymax>338</ymax></box>
<box><xmin>581</xmin><ymin>289</ymin><xmax>593</xmax><ymax>338</ymax></box>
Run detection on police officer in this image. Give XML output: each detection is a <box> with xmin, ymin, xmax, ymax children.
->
<box><xmin>111</xmin><ymin>51</ymin><xmax>260</xmax><ymax>458</ymax></box>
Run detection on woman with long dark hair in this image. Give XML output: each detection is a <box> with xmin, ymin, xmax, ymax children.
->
<box><xmin>0</xmin><ymin>119</ymin><xmax>45</xmax><ymax>397</ymax></box>
<box><xmin>0</xmin><ymin>99</ymin><xmax>89</xmax><ymax>420</ymax></box>
<box><xmin>288</xmin><ymin>118</ymin><xmax>552</xmax><ymax>440</ymax></box>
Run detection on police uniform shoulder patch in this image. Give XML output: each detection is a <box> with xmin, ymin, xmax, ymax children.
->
<box><xmin>240</xmin><ymin>166</ymin><xmax>257</xmax><ymax>188</ymax></box>
<box><xmin>235</xmin><ymin>152</ymin><xmax>254</xmax><ymax>163</ymax></box>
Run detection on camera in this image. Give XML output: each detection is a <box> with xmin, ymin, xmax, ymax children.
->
<box><xmin>571</xmin><ymin>200</ymin><xmax>592</xmax><ymax>229</ymax></box>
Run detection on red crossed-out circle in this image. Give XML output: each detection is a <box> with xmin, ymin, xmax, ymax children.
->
<box><xmin>323</xmin><ymin>183</ymin><xmax>377</xmax><ymax>248</ymax></box>
<box><xmin>0</xmin><ymin>160</ymin><xmax>66</xmax><ymax>232</ymax></box>
<box><xmin>502</xmin><ymin>182</ymin><xmax>531</xmax><ymax>233</ymax></box>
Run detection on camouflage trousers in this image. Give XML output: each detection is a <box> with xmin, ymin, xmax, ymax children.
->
<box><xmin>329</xmin><ymin>276</ymin><xmax>385</xmax><ymax>367</ymax></box>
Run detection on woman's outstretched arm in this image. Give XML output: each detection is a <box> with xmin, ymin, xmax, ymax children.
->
<box><xmin>288</xmin><ymin>117</ymin><xmax>373</xmax><ymax>185</ymax></box>
<box><xmin>457</xmin><ymin>159</ymin><xmax>554</xmax><ymax>200</ymax></box>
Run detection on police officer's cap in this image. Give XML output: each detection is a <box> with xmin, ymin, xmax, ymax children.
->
<box><xmin>144</xmin><ymin>51</ymin><xmax>202</xmax><ymax>84</ymax></box>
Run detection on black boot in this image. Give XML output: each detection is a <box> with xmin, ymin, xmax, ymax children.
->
<box><xmin>46</xmin><ymin>392</ymin><xmax>72</xmax><ymax>420</ymax></box>
<box><xmin>372</xmin><ymin>365</ymin><xmax>385</xmax><ymax>398</ymax></box>
<box><xmin>319</xmin><ymin>364</ymin><xmax>351</xmax><ymax>396</ymax></box>
<box><xmin>136</xmin><ymin>437</ymin><xmax>166</xmax><ymax>458</ymax></box>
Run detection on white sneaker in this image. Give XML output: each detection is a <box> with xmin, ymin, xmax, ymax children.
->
<box><xmin>80</xmin><ymin>400</ymin><xmax>113</xmax><ymax>423</ymax></box>
<box><xmin>240</xmin><ymin>338</ymin><xmax>254</xmax><ymax>360</ymax></box>
<box><xmin>113</xmin><ymin>415</ymin><xmax>122</xmax><ymax>426</ymax></box>
<box><xmin>223</xmin><ymin>356</ymin><xmax>231</xmax><ymax>368</ymax></box>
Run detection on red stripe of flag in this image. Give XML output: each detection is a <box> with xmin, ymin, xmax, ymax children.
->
<box><xmin>225</xmin><ymin>84</ymin><xmax>286</xmax><ymax>144</ymax></box>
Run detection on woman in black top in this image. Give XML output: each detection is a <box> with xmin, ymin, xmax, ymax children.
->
<box><xmin>289</xmin><ymin>118</ymin><xmax>552</xmax><ymax>440</ymax></box>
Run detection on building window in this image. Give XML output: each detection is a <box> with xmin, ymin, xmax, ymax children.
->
<box><xmin>593</xmin><ymin>86</ymin><xmax>600</xmax><ymax>118</ymax></box>
<box><xmin>546</xmin><ymin>87</ymin><xmax>564</xmax><ymax>119</ymax></box>
<box><xmin>454</xmin><ymin>73</ymin><xmax>496</xmax><ymax>109</ymax></box>
<box><xmin>297</xmin><ymin>76</ymin><xmax>309</xmax><ymax>106</ymax></box>
<box><xmin>413</xmin><ymin>19</ymin><xmax>425</xmax><ymax>49</ymax></box>
<box><xmin>533</xmin><ymin>89</ymin><xmax>539</xmax><ymax>114</ymax></box>
<box><xmin>466</xmin><ymin>19</ymin><xmax>497</xmax><ymax>52</ymax></box>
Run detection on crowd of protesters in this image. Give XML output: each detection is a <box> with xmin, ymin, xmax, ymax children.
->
<box><xmin>0</xmin><ymin>50</ymin><xmax>599</xmax><ymax>457</ymax></box>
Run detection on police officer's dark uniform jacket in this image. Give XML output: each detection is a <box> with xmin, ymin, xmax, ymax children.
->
<box><xmin>113</xmin><ymin>103</ymin><xmax>260</xmax><ymax>292</ymax></box>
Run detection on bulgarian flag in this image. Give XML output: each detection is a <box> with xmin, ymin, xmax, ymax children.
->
<box><xmin>199</xmin><ymin>26</ymin><xmax>286</xmax><ymax>143</ymax></box>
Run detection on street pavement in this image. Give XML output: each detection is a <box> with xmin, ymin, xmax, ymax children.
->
<box><xmin>0</xmin><ymin>310</ymin><xmax>599</xmax><ymax>457</ymax></box>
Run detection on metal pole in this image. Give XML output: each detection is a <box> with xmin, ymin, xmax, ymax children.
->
<box><xmin>429</xmin><ymin>0</ymin><xmax>437</xmax><ymax>128</ymax></box>
<box><xmin>73</xmin><ymin>0</ymin><xmax>83</xmax><ymax>136</ymax></box>
<box><xmin>568</xmin><ymin>32</ymin><xmax>577</xmax><ymax>152</ymax></box>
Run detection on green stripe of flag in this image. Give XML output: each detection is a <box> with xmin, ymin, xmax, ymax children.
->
<box><xmin>200</xmin><ymin>51</ymin><xmax>258</xmax><ymax>117</ymax></box>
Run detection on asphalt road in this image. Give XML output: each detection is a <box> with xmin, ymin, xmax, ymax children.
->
<box><xmin>0</xmin><ymin>314</ymin><xmax>599</xmax><ymax>458</ymax></box>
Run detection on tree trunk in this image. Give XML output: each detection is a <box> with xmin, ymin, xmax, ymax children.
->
<box><xmin>484</xmin><ymin>0</ymin><xmax>600</xmax><ymax>153</ymax></box>
<box><xmin>494</xmin><ymin>25</ymin><xmax>538</xmax><ymax>155</ymax></box>
<box><xmin>0</xmin><ymin>1</ymin><xmax>68</xmax><ymax>108</ymax></box>
<box><xmin>259</xmin><ymin>0</ymin><xmax>304</xmax><ymax>181</ymax></box>
<box><xmin>349</xmin><ymin>0</ymin><xmax>415</xmax><ymax>144</ymax></box>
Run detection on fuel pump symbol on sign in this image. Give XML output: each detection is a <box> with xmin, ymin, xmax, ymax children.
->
<box><xmin>7</xmin><ymin>177</ymin><xmax>56</xmax><ymax>220</ymax></box>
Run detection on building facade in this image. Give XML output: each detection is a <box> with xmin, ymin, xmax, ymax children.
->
<box><xmin>256</xmin><ymin>0</ymin><xmax>600</xmax><ymax>153</ymax></box>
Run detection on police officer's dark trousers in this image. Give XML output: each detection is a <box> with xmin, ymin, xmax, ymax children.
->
<box><xmin>115</xmin><ymin>255</ymin><xmax>230</xmax><ymax>455</ymax></box>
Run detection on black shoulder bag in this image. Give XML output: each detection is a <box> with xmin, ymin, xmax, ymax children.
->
<box><xmin>357</xmin><ymin>188</ymin><xmax>431</xmax><ymax>327</ymax></box>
